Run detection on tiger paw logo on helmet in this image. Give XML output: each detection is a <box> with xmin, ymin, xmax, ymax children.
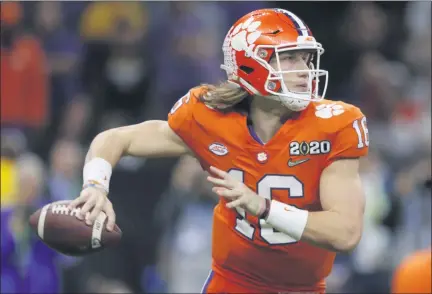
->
<box><xmin>315</xmin><ymin>104</ymin><xmax>345</xmax><ymax>118</ymax></box>
<box><xmin>230</xmin><ymin>17</ymin><xmax>262</xmax><ymax>56</ymax></box>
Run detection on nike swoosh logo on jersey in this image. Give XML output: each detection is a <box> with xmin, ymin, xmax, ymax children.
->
<box><xmin>288</xmin><ymin>158</ymin><xmax>310</xmax><ymax>167</ymax></box>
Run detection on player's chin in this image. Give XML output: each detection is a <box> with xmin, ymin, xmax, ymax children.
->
<box><xmin>283</xmin><ymin>98</ymin><xmax>310</xmax><ymax>112</ymax></box>
<box><xmin>292</xmin><ymin>85</ymin><xmax>309</xmax><ymax>92</ymax></box>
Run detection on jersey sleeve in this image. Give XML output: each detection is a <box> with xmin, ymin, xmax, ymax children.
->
<box><xmin>167</xmin><ymin>89</ymin><xmax>197</xmax><ymax>146</ymax></box>
<box><xmin>325</xmin><ymin>108</ymin><xmax>369</xmax><ymax>166</ymax></box>
<box><xmin>167</xmin><ymin>86</ymin><xmax>213</xmax><ymax>150</ymax></box>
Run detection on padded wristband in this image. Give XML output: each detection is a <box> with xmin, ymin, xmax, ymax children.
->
<box><xmin>259</xmin><ymin>198</ymin><xmax>271</xmax><ymax>219</ymax></box>
<box><xmin>265</xmin><ymin>200</ymin><xmax>309</xmax><ymax>241</ymax></box>
<box><xmin>83</xmin><ymin>158</ymin><xmax>112</xmax><ymax>194</ymax></box>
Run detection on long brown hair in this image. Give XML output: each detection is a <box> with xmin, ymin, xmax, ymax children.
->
<box><xmin>199</xmin><ymin>81</ymin><xmax>249</xmax><ymax>111</ymax></box>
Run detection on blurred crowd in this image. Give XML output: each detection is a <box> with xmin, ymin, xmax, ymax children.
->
<box><xmin>1</xmin><ymin>1</ymin><xmax>430</xmax><ymax>293</ymax></box>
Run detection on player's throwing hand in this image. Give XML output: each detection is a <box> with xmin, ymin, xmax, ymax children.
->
<box><xmin>67</xmin><ymin>187</ymin><xmax>116</xmax><ymax>231</ymax></box>
<box><xmin>207</xmin><ymin>166</ymin><xmax>267</xmax><ymax>217</ymax></box>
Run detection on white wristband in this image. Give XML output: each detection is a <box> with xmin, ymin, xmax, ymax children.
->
<box><xmin>83</xmin><ymin>157</ymin><xmax>112</xmax><ymax>193</ymax></box>
<box><xmin>265</xmin><ymin>200</ymin><xmax>309</xmax><ymax>241</ymax></box>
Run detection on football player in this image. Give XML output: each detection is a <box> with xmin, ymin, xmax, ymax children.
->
<box><xmin>69</xmin><ymin>9</ymin><xmax>369</xmax><ymax>293</ymax></box>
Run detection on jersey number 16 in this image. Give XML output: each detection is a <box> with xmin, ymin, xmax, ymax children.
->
<box><xmin>228</xmin><ymin>169</ymin><xmax>303</xmax><ymax>245</ymax></box>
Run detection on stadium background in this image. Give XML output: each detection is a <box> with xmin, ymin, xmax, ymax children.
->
<box><xmin>1</xmin><ymin>1</ymin><xmax>430</xmax><ymax>293</ymax></box>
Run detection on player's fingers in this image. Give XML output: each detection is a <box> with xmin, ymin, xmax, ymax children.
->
<box><xmin>207</xmin><ymin>176</ymin><xmax>227</xmax><ymax>186</ymax></box>
<box><xmin>226</xmin><ymin>198</ymin><xmax>244</xmax><ymax>209</ymax></box>
<box><xmin>79</xmin><ymin>198</ymin><xmax>96</xmax><ymax>220</ymax></box>
<box><xmin>104</xmin><ymin>202</ymin><xmax>116</xmax><ymax>231</ymax></box>
<box><xmin>68</xmin><ymin>190</ymin><xmax>90</xmax><ymax>210</ymax></box>
<box><xmin>207</xmin><ymin>176</ymin><xmax>235</xmax><ymax>188</ymax></box>
<box><xmin>87</xmin><ymin>197</ymin><xmax>105</xmax><ymax>225</ymax></box>
<box><xmin>213</xmin><ymin>187</ymin><xmax>241</xmax><ymax>198</ymax></box>
<box><xmin>209</xmin><ymin>166</ymin><xmax>229</xmax><ymax>179</ymax></box>
<box><xmin>209</xmin><ymin>166</ymin><xmax>243</xmax><ymax>188</ymax></box>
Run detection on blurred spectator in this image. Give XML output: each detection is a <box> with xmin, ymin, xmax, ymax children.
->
<box><xmin>1</xmin><ymin>129</ymin><xmax>28</xmax><ymax>207</ymax></box>
<box><xmin>328</xmin><ymin>2</ymin><xmax>407</xmax><ymax>97</ymax></box>
<box><xmin>32</xmin><ymin>2</ymin><xmax>85</xmax><ymax>149</ymax></box>
<box><xmin>1</xmin><ymin>153</ymin><xmax>62</xmax><ymax>293</ymax></box>
<box><xmin>344</xmin><ymin>51</ymin><xmax>402</xmax><ymax>123</ymax></box>
<box><xmin>402</xmin><ymin>33</ymin><xmax>431</xmax><ymax>77</ymax></box>
<box><xmin>61</xmin><ymin>2</ymin><xmax>89</xmax><ymax>33</ymax></box>
<box><xmin>342</xmin><ymin>2</ymin><xmax>389</xmax><ymax>52</ymax></box>
<box><xmin>80</xmin><ymin>2</ymin><xmax>148</xmax><ymax>41</ymax></box>
<box><xmin>34</xmin><ymin>2</ymin><xmax>82</xmax><ymax>87</ymax></box>
<box><xmin>0</xmin><ymin>156</ymin><xmax>18</xmax><ymax>207</ymax></box>
<box><xmin>404</xmin><ymin>1</ymin><xmax>431</xmax><ymax>38</ymax></box>
<box><xmin>47</xmin><ymin>139</ymin><xmax>84</xmax><ymax>202</ymax></box>
<box><xmin>392</xmin><ymin>156</ymin><xmax>432</xmax><ymax>264</ymax></box>
<box><xmin>1</xmin><ymin>2</ymin><xmax>49</xmax><ymax>131</ymax></box>
<box><xmin>99</xmin><ymin>17</ymin><xmax>154</xmax><ymax>120</ymax></box>
<box><xmin>1</xmin><ymin>129</ymin><xmax>28</xmax><ymax>158</ymax></box>
<box><xmin>79</xmin><ymin>1</ymin><xmax>149</xmax><ymax>93</ymax></box>
<box><xmin>79</xmin><ymin>2</ymin><xmax>154</xmax><ymax>139</ymax></box>
<box><xmin>57</xmin><ymin>95</ymin><xmax>92</xmax><ymax>142</ymax></box>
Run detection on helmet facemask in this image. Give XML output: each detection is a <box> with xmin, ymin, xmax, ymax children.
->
<box><xmin>254</xmin><ymin>39</ymin><xmax>329</xmax><ymax>111</ymax></box>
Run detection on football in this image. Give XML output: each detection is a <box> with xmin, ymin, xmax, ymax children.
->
<box><xmin>29</xmin><ymin>200</ymin><xmax>122</xmax><ymax>256</ymax></box>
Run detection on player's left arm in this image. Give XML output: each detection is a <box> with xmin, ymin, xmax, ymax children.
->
<box><xmin>299</xmin><ymin>158</ymin><xmax>365</xmax><ymax>252</ymax></box>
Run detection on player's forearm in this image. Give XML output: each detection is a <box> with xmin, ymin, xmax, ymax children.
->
<box><xmin>300</xmin><ymin>210</ymin><xmax>361</xmax><ymax>252</ymax></box>
<box><xmin>82</xmin><ymin>129</ymin><xmax>130</xmax><ymax>193</ymax></box>
<box><xmin>85</xmin><ymin>129</ymin><xmax>127</xmax><ymax>167</ymax></box>
<box><xmin>265</xmin><ymin>200</ymin><xmax>361</xmax><ymax>253</ymax></box>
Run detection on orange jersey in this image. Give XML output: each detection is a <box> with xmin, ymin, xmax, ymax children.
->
<box><xmin>168</xmin><ymin>86</ymin><xmax>369</xmax><ymax>292</ymax></box>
